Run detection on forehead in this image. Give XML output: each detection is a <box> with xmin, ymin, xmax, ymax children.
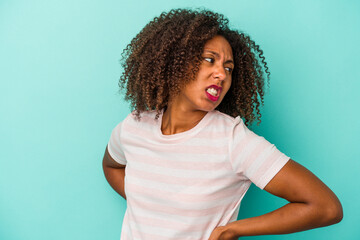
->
<box><xmin>203</xmin><ymin>35</ymin><xmax>233</xmax><ymax>58</ymax></box>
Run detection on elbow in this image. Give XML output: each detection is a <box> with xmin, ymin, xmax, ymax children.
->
<box><xmin>322</xmin><ymin>200</ymin><xmax>343</xmax><ymax>225</ymax></box>
<box><xmin>329</xmin><ymin>203</ymin><xmax>343</xmax><ymax>224</ymax></box>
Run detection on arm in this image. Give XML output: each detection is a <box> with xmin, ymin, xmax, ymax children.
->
<box><xmin>209</xmin><ymin>159</ymin><xmax>343</xmax><ymax>239</ymax></box>
<box><xmin>102</xmin><ymin>145</ymin><xmax>127</xmax><ymax>200</ymax></box>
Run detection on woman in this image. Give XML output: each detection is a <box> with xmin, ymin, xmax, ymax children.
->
<box><xmin>103</xmin><ymin>8</ymin><xmax>343</xmax><ymax>240</ymax></box>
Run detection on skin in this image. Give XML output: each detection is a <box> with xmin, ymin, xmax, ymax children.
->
<box><xmin>103</xmin><ymin>35</ymin><xmax>343</xmax><ymax>239</ymax></box>
<box><xmin>102</xmin><ymin>147</ymin><xmax>127</xmax><ymax>200</ymax></box>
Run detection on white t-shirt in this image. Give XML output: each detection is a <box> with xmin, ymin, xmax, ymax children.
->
<box><xmin>107</xmin><ymin>108</ymin><xmax>290</xmax><ymax>240</ymax></box>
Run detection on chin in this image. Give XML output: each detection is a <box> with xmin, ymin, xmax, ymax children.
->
<box><xmin>195</xmin><ymin>99</ymin><xmax>222</xmax><ymax>112</ymax></box>
<box><xmin>201</xmin><ymin>105</ymin><xmax>219</xmax><ymax>112</ymax></box>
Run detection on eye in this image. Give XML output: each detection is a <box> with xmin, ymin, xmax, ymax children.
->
<box><xmin>203</xmin><ymin>57</ymin><xmax>214</xmax><ymax>63</ymax></box>
<box><xmin>225</xmin><ymin>67</ymin><xmax>233</xmax><ymax>73</ymax></box>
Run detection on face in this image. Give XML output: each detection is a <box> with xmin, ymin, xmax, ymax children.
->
<box><xmin>170</xmin><ymin>35</ymin><xmax>234</xmax><ymax>112</ymax></box>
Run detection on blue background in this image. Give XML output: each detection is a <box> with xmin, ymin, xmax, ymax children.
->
<box><xmin>1</xmin><ymin>0</ymin><xmax>359</xmax><ymax>239</ymax></box>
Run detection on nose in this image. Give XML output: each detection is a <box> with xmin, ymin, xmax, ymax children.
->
<box><xmin>213</xmin><ymin>64</ymin><xmax>226</xmax><ymax>82</ymax></box>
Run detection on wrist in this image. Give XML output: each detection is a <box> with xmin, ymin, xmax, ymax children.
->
<box><xmin>223</xmin><ymin>222</ymin><xmax>239</xmax><ymax>239</ymax></box>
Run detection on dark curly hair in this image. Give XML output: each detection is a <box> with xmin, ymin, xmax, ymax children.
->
<box><xmin>118</xmin><ymin>8</ymin><xmax>270</xmax><ymax>126</ymax></box>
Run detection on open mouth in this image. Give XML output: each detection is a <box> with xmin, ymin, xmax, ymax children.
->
<box><xmin>205</xmin><ymin>85</ymin><xmax>222</xmax><ymax>102</ymax></box>
<box><xmin>206</xmin><ymin>87</ymin><xmax>219</xmax><ymax>97</ymax></box>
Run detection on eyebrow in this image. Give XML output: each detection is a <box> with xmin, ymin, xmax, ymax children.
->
<box><xmin>204</xmin><ymin>50</ymin><xmax>234</xmax><ymax>65</ymax></box>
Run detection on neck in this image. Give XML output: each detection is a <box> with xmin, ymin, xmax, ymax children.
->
<box><xmin>161</xmin><ymin>104</ymin><xmax>208</xmax><ymax>135</ymax></box>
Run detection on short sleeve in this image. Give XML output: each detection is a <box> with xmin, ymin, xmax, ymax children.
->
<box><xmin>229</xmin><ymin>116</ymin><xmax>290</xmax><ymax>189</ymax></box>
<box><xmin>107</xmin><ymin>121</ymin><xmax>127</xmax><ymax>165</ymax></box>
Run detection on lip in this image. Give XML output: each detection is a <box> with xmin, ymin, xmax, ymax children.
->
<box><xmin>206</xmin><ymin>85</ymin><xmax>222</xmax><ymax>95</ymax></box>
<box><xmin>205</xmin><ymin>85</ymin><xmax>222</xmax><ymax>102</ymax></box>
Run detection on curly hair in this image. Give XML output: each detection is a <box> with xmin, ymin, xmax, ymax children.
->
<box><xmin>118</xmin><ymin>8</ymin><xmax>270</xmax><ymax>126</ymax></box>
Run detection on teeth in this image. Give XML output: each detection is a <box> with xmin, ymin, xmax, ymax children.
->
<box><xmin>206</xmin><ymin>88</ymin><xmax>218</xmax><ymax>96</ymax></box>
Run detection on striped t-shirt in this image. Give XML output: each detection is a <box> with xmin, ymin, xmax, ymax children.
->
<box><xmin>107</xmin><ymin>108</ymin><xmax>290</xmax><ymax>240</ymax></box>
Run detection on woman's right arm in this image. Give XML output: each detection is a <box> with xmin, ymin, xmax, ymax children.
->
<box><xmin>102</xmin><ymin>146</ymin><xmax>127</xmax><ymax>200</ymax></box>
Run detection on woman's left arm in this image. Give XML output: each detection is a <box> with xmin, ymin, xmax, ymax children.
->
<box><xmin>208</xmin><ymin>159</ymin><xmax>343</xmax><ymax>240</ymax></box>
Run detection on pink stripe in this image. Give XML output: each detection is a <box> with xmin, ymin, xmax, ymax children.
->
<box><xmin>124</xmin><ymin>122</ymin><xmax>155</xmax><ymax>139</ymax></box>
<box><xmin>127</xmin><ymin>152</ymin><xmax>233</xmax><ymax>171</ymax></box>
<box><xmin>241</xmin><ymin>138</ymin><xmax>268</xmax><ymax>174</ymax></box>
<box><xmin>126</xmin><ymin>181</ymin><xmax>243</xmax><ymax>203</ymax></box>
<box><xmin>128</xmin><ymin>211</ymin><xmax>236</xmax><ymax>236</ymax></box>
<box><xmin>110</xmin><ymin>128</ymin><xmax>121</xmax><ymax>150</ymax></box>
<box><xmin>130</xmin><ymin>215</ymin><xmax>204</xmax><ymax>233</ymax></box>
<box><xmin>197</xmin><ymin>119</ymin><xmax>233</xmax><ymax>130</ymax></box>
<box><xmin>129</xmin><ymin>194</ymin><xmax>229</xmax><ymax>217</ymax></box>
<box><xmin>124</xmin><ymin>135</ymin><xmax>228</xmax><ymax>155</ymax></box>
<box><xmin>230</xmin><ymin>131</ymin><xmax>256</xmax><ymax>170</ymax></box>
<box><xmin>109</xmin><ymin>131</ymin><xmax>125</xmax><ymax>159</ymax></box>
<box><xmin>194</xmin><ymin>129</ymin><xmax>230</xmax><ymax>139</ymax></box>
<box><xmin>120</xmin><ymin>212</ymin><xmax>130</xmax><ymax>240</ymax></box>
<box><xmin>127</xmin><ymin>167</ymin><xmax>240</xmax><ymax>187</ymax></box>
<box><xmin>130</xmin><ymin>228</ymin><xmax>199</xmax><ymax>240</ymax></box>
<box><xmin>251</xmin><ymin>149</ymin><xmax>281</xmax><ymax>181</ymax></box>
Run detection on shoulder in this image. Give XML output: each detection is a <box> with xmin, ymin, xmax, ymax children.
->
<box><xmin>209</xmin><ymin>111</ymin><xmax>252</xmax><ymax>143</ymax></box>
<box><xmin>211</xmin><ymin>110</ymin><xmax>243</xmax><ymax>129</ymax></box>
<box><xmin>119</xmin><ymin>110</ymin><xmax>160</xmax><ymax>131</ymax></box>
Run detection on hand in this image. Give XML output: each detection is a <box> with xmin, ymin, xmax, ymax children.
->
<box><xmin>208</xmin><ymin>225</ymin><xmax>238</xmax><ymax>240</ymax></box>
